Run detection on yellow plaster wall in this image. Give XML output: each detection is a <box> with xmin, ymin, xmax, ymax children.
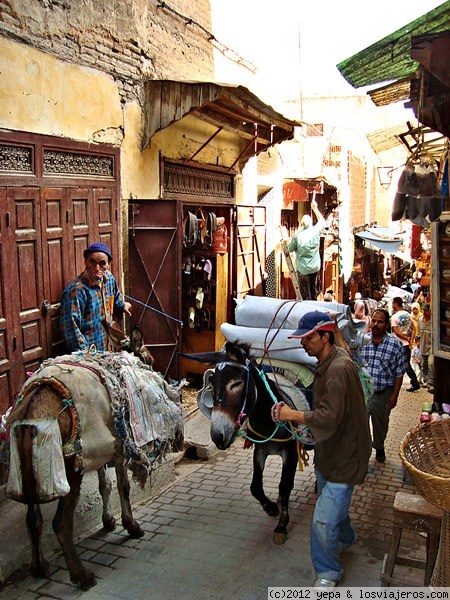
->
<box><xmin>0</xmin><ymin>38</ymin><xmax>122</xmax><ymax>141</ymax></box>
<box><xmin>121</xmin><ymin>102</ymin><xmax>158</xmax><ymax>199</ymax></box>
<box><xmin>120</xmin><ymin>109</ymin><xmax>245</xmax><ymax>200</ymax></box>
<box><xmin>0</xmin><ymin>37</ymin><xmax>247</xmax><ymax>204</ymax></box>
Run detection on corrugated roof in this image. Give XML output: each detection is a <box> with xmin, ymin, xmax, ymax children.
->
<box><xmin>367</xmin><ymin>124</ymin><xmax>411</xmax><ymax>154</ymax></box>
<box><xmin>367</xmin><ymin>79</ymin><xmax>411</xmax><ymax>107</ymax></box>
<box><xmin>337</xmin><ymin>1</ymin><xmax>450</xmax><ymax>88</ymax></box>
<box><xmin>367</xmin><ymin>121</ymin><xmax>447</xmax><ymax>158</ymax></box>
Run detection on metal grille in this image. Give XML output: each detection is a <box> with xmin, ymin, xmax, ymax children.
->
<box><xmin>43</xmin><ymin>150</ymin><xmax>114</xmax><ymax>177</ymax></box>
<box><xmin>0</xmin><ymin>144</ymin><xmax>33</xmax><ymax>172</ymax></box>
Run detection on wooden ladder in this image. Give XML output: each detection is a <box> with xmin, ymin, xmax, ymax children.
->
<box><xmin>280</xmin><ymin>226</ymin><xmax>302</xmax><ymax>300</ymax></box>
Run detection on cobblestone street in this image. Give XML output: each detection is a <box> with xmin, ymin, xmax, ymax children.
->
<box><xmin>0</xmin><ymin>380</ymin><xmax>433</xmax><ymax>599</ymax></box>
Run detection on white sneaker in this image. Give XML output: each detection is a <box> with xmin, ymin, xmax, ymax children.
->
<box><xmin>314</xmin><ymin>578</ymin><xmax>337</xmax><ymax>589</ymax></box>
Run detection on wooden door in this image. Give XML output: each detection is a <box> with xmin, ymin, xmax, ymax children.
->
<box><xmin>40</xmin><ymin>187</ymin><xmax>122</xmax><ymax>358</ymax></box>
<box><xmin>40</xmin><ymin>187</ymin><xmax>70</xmax><ymax>357</ymax></box>
<box><xmin>128</xmin><ymin>200</ymin><xmax>180</xmax><ymax>378</ymax></box>
<box><xmin>6</xmin><ymin>188</ymin><xmax>46</xmax><ymax>400</ymax></box>
<box><xmin>0</xmin><ymin>132</ymin><xmax>121</xmax><ymax>416</ymax></box>
<box><xmin>0</xmin><ymin>188</ymin><xmax>15</xmax><ymax>414</ymax></box>
<box><xmin>233</xmin><ymin>205</ymin><xmax>266</xmax><ymax>302</ymax></box>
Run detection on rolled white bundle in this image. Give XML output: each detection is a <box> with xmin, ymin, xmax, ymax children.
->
<box><xmin>220</xmin><ymin>322</ymin><xmax>317</xmax><ymax>367</ymax></box>
<box><xmin>233</xmin><ymin>297</ymin><xmax>369</xmax><ymax>350</ymax></box>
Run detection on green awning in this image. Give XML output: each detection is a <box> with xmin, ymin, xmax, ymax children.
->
<box><xmin>337</xmin><ymin>1</ymin><xmax>450</xmax><ymax>88</ymax></box>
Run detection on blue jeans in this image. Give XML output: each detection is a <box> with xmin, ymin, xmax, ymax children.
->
<box><xmin>311</xmin><ymin>470</ymin><xmax>356</xmax><ymax>582</ymax></box>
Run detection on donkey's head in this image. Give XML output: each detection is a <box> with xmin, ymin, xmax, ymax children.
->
<box><xmin>185</xmin><ymin>342</ymin><xmax>254</xmax><ymax>450</ymax></box>
<box><xmin>102</xmin><ymin>321</ymin><xmax>154</xmax><ymax>366</ymax></box>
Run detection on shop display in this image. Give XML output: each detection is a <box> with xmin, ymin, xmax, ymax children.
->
<box><xmin>432</xmin><ymin>215</ymin><xmax>450</xmax><ymax>355</ymax></box>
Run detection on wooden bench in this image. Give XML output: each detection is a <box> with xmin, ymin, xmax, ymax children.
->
<box><xmin>381</xmin><ymin>491</ymin><xmax>442</xmax><ymax>586</ymax></box>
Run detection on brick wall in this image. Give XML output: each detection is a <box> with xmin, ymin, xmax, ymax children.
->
<box><xmin>1</xmin><ymin>0</ymin><xmax>215</xmax><ymax>102</ymax></box>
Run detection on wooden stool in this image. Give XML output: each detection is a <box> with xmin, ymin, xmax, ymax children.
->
<box><xmin>381</xmin><ymin>491</ymin><xmax>442</xmax><ymax>587</ymax></box>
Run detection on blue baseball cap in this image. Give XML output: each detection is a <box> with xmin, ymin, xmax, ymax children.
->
<box><xmin>288</xmin><ymin>311</ymin><xmax>335</xmax><ymax>338</ymax></box>
<box><xmin>83</xmin><ymin>242</ymin><xmax>113</xmax><ymax>261</ymax></box>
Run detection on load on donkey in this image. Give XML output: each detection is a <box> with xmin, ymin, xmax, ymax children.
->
<box><xmin>4</xmin><ymin>325</ymin><xmax>185</xmax><ymax>590</ymax></box>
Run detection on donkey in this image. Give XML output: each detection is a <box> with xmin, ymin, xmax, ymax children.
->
<box><xmin>186</xmin><ymin>341</ymin><xmax>312</xmax><ymax>544</ymax></box>
<box><xmin>6</xmin><ymin>326</ymin><xmax>183</xmax><ymax>589</ymax></box>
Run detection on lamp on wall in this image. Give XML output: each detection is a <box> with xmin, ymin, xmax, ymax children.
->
<box><xmin>377</xmin><ymin>166</ymin><xmax>393</xmax><ymax>189</ymax></box>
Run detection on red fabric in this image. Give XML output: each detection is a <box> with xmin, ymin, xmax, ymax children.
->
<box><xmin>410</xmin><ymin>225</ymin><xmax>423</xmax><ymax>259</ymax></box>
<box><xmin>282</xmin><ymin>181</ymin><xmax>308</xmax><ymax>207</ymax></box>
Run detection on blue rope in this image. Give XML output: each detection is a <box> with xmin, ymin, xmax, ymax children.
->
<box><xmin>255</xmin><ymin>368</ymin><xmax>312</xmax><ymax>445</ymax></box>
<box><xmin>125</xmin><ymin>295</ymin><xmax>184</xmax><ymax>327</ymax></box>
<box><xmin>236</xmin><ymin>367</ymin><xmax>293</xmax><ymax>444</ymax></box>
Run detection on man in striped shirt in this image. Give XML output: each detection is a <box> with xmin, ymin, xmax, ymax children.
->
<box><xmin>60</xmin><ymin>242</ymin><xmax>131</xmax><ymax>353</ymax></box>
<box><xmin>361</xmin><ymin>308</ymin><xmax>407</xmax><ymax>463</ymax></box>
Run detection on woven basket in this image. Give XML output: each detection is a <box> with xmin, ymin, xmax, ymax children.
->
<box><xmin>399</xmin><ymin>419</ymin><xmax>450</xmax><ymax>587</ymax></box>
<box><xmin>400</xmin><ymin>419</ymin><xmax>450</xmax><ymax>511</ymax></box>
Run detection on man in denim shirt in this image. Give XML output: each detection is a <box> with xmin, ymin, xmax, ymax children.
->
<box><xmin>60</xmin><ymin>242</ymin><xmax>131</xmax><ymax>352</ymax></box>
<box><xmin>361</xmin><ymin>308</ymin><xmax>407</xmax><ymax>463</ymax></box>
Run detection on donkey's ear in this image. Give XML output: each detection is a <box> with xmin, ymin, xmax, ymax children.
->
<box><xmin>178</xmin><ymin>351</ymin><xmax>225</xmax><ymax>364</ymax></box>
<box><xmin>224</xmin><ymin>341</ymin><xmax>248</xmax><ymax>364</ymax></box>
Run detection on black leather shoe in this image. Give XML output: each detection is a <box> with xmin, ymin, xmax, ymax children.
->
<box><xmin>376</xmin><ymin>449</ymin><xmax>386</xmax><ymax>463</ymax></box>
<box><xmin>406</xmin><ymin>386</ymin><xmax>420</xmax><ymax>392</ymax></box>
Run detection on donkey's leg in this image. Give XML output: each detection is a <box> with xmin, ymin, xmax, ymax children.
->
<box><xmin>97</xmin><ymin>466</ymin><xmax>116</xmax><ymax>531</ymax></box>
<box><xmin>27</xmin><ymin>503</ymin><xmax>50</xmax><ymax>578</ymax></box>
<box><xmin>250</xmin><ymin>446</ymin><xmax>279</xmax><ymax>517</ymax></box>
<box><xmin>273</xmin><ymin>443</ymin><xmax>298</xmax><ymax>545</ymax></box>
<box><xmin>52</xmin><ymin>466</ymin><xmax>96</xmax><ymax>590</ymax></box>
<box><xmin>114</xmin><ymin>459</ymin><xmax>144</xmax><ymax>538</ymax></box>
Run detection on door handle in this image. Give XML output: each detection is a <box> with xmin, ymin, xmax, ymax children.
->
<box><xmin>42</xmin><ymin>299</ymin><xmax>60</xmax><ymax>316</ymax></box>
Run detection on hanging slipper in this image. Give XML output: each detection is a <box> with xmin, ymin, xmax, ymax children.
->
<box><xmin>195</xmin><ymin>287</ymin><xmax>204</xmax><ymax>309</ymax></box>
<box><xmin>391</xmin><ymin>192</ymin><xmax>406</xmax><ymax>221</ymax></box>
<box><xmin>200</xmin><ymin>308</ymin><xmax>211</xmax><ymax>330</ymax></box>
<box><xmin>428</xmin><ymin>195</ymin><xmax>442</xmax><ymax>221</ymax></box>
<box><xmin>203</xmin><ymin>259</ymin><xmax>213</xmax><ymax>281</ymax></box>
<box><xmin>406</xmin><ymin>195</ymin><xmax>419</xmax><ymax>220</ymax></box>
<box><xmin>188</xmin><ymin>306</ymin><xmax>196</xmax><ymax>329</ymax></box>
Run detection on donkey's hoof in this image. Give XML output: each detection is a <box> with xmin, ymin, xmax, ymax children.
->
<box><xmin>71</xmin><ymin>568</ymin><xmax>97</xmax><ymax>590</ymax></box>
<box><xmin>102</xmin><ymin>516</ymin><xmax>116</xmax><ymax>531</ymax></box>
<box><xmin>263</xmin><ymin>501</ymin><xmax>279</xmax><ymax>517</ymax></box>
<box><xmin>127</xmin><ymin>521</ymin><xmax>145</xmax><ymax>538</ymax></box>
<box><xmin>30</xmin><ymin>559</ymin><xmax>50</xmax><ymax>578</ymax></box>
<box><xmin>273</xmin><ymin>530</ymin><xmax>287</xmax><ymax>545</ymax></box>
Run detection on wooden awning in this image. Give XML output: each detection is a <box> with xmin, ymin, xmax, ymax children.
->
<box><xmin>141</xmin><ymin>80</ymin><xmax>299</xmax><ymax>166</ymax></box>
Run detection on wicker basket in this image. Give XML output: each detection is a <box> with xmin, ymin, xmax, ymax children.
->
<box><xmin>400</xmin><ymin>419</ymin><xmax>450</xmax><ymax>511</ymax></box>
<box><xmin>399</xmin><ymin>419</ymin><xmax>450</xmax><ymax>587</ymax></box>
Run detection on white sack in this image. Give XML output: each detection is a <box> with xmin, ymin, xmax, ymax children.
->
<box><xmin>233</xmin><ymin>297</ymin><xmax>369</xmax><ymax>350</ymax></box>
<box><xmin>7</xmin><ymin>418</ymin><xmax>70</xmax><ymax>503</ymax></box>
<box><xmin>221</xmin><ymin>323</ymin><xmax>317</xmax><ymax>367</ymax></box>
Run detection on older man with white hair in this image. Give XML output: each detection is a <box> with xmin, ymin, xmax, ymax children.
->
<box><xmin>285</xmin><ymin>198</ymin><xmax>325</xmax><ymax>300</ymax></box>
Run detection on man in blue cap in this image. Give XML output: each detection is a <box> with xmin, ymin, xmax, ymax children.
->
<box><xmin>60</xmin><ymin>242</ymin><xmax>132</xmax><ymax>352</ymax></box>
<box><xmin>273</xmin><ymin>310</ymin><xmax>371</xmax><ymax>589</ymax></box>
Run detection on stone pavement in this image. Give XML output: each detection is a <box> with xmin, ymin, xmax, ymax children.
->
<box><xmin>0</xmin><ymin>379</ymin><xmax>434</xmax><ymax>599</ymax></box>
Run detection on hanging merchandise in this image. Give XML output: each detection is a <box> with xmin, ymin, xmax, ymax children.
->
<box><xmin>212</xmin><ymin>220</ymin><xmax>228</xmax><ymax>254</ymax></box>
<box><xmin>410</xmin><ymin>224</ymin><xmax>423</xmax><ymax>259</ymax></box>
<box><xmin>440</xmin><ymin>157</ymin><xmax>448</xmax><ymax>198</ymax></box>
<box><xmin>392</xmin><ymin>155</ymin><xmax>442</xmax><ymax>225</ymax></box>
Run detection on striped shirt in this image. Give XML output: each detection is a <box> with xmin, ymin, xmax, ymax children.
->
<box><xmin>60</xmin><ymin>270</ymin><xmax>125</xmax><ymax>352</ymax></box>
<box><xmin>360</xmin><ymin>333</ymin><xmax>408</xmax><ymax>392</ymax></box>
